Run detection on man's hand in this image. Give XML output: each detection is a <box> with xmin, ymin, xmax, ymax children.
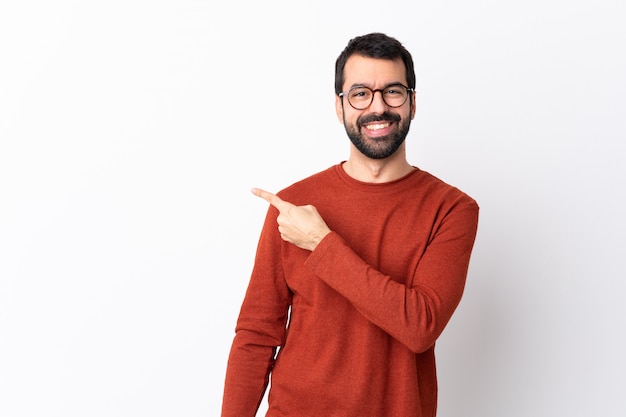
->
<box><xmin>252</xmin><ymin>188</ymin><xmax>331</xmax><ymax>251</ymax></box>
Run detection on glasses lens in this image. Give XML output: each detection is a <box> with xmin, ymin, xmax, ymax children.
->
<box><xmin>348</xmin><ymin>87</ymin><xmax>373</xmax><ymax>110</ymax></box>
<box><xmin>382</xmin><ymin>85</ymin><xmax>408</xmax><ymax>107</ymax></box>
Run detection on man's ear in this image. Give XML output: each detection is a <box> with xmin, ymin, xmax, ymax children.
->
<box><xmin>410</xmin><ymin>91</ymin><xmax>417</xmax><ymax>120</ymax></box>
<box><xmin>335</xmin><ymin>95</ymin><xmax>345</xmax><ymax>124</ymax></box>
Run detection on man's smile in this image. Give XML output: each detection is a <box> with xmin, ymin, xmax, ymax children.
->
<box><xmin>364</xmin><ymin>122</ymin><xmax>391</xmax><ymax>131</ymax></box>
<box><xmin>362</xmin><ymin>121</ymin><xmax>395</xmax><ymax>137</ymax></box>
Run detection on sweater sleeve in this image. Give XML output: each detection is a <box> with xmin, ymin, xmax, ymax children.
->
<box><xmin>221</xmin><ymin>207</ymin><xmax>292</xmax><ymax>417</ymax></box>
<box><xmin>305</xmin><ymin>198</ymin><xmax>479</xmax><ymax>353</ymax></box>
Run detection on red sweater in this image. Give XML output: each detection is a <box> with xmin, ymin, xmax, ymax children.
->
<box><xmin>222</xmin><ymin>164</ymin><xmax>479</xmax><ymax>417</ymax></box>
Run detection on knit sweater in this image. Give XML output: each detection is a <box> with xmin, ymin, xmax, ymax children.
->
<box><xmin>222</xmin><ymin>163</ymin><xmax>479</xmax><ymax>417</ymax></box>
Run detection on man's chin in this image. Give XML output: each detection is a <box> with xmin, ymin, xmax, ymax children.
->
<box><xmin>356</xmin><ymin>143</ymin><xmax>399</xmax><ymax>159</ymax></box>
<box><xmin>368</xmin><ymin>135</ymin><xmax>394</xmax><ymax>143</ymax></box>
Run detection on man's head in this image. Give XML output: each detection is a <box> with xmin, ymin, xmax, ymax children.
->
<box><xmin>335</xmin><ymin>33</ymin><xmax>416</xmax><ymax>96</ymax></box>
<box><xmin>335</xmin><ymin>33</ymin><xmax>417</xmax><ymax>160</ymax></box>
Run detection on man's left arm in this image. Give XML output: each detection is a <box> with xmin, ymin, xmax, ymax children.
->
<box><xmin>252</xmin><ymin>188</ymin><xmax>479</xmax><ymax>353</ymax></box>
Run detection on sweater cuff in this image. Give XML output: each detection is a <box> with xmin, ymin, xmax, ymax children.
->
<box><xmin>306</xmin><ymin>231</ymin><xmax>344</xmax><ymax>272</ymax></box>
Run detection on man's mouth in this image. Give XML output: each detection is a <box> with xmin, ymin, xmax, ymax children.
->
<box><xmin>358</xmin><ymin>111</ymin><xmax>400</xmax><ymax>131</ymax></box>
<box><xmin>364</xmin><ymin>122</ymin><xmax>391</xmax><ymax>131</ymax></box>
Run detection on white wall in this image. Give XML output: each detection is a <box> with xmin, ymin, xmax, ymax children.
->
<box><xmin>1</xmin><ymin>1</ymin><xmax>624</xmax><ymax>416</ymax></box>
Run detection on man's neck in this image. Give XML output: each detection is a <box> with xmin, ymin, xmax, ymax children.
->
<box><xmin>342</xmin><ymin>149</ymin><xmax>414</xmax><ymax>183</ymax></box>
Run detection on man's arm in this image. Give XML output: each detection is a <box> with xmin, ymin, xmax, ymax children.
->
<box><xmin>307</xmin><ymin>199</ymin><xmax>478</xmax><ymax>353</ymax></box>
<box><xmin>221</xmin><ymin>204</ymin><xmax>292</xmax><ymax>417</ymax></box>
<box><xmin>252</xmin><ymin>187</ymin><xmax>479</xmax><ymax>353</ymax></box>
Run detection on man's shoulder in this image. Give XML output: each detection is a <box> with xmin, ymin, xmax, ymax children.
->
<box><xmin>413</xmin><ymin>169</ymin><xmax>478</xmax><ymax>208</ymax></box>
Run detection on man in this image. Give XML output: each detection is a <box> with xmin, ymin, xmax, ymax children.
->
<box><xmin>222</xmin><ymin>32</ymin><xmax>479</xmax><ymax>417</ymax></box>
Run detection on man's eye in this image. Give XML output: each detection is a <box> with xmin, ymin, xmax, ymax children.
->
<box><xmin>351</xmin><ymin>90</ymin><xmax>369</xmax><ymax>98</ymax></box>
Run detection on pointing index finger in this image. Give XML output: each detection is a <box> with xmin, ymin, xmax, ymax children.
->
<box><xmin>251</xmin><ymin>187</ymin><xmax>291</xmax><ymax>212</ymax></box>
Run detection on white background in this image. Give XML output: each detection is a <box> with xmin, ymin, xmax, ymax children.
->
<box><xmin>1</xmin><ymin>1</ymin><xmax>625</xmax><ymax>416</ymax></box>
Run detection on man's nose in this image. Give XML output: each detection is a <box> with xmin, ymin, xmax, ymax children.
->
<box><xmin>369</xmin><ymin>90</ymin><xmax>389</xmax><ymax>113</ymax></box>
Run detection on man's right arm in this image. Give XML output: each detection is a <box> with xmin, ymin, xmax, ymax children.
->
<box><xmin>221</xmin><ymin>206</ymin><xmax>292</xmax><ymax>417</ymax></box>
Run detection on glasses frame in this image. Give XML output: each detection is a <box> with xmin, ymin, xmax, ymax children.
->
<box><xmin>338</xmin><ymin>83</ymin><xmax>415</xmax><ymax>110</ymax></box>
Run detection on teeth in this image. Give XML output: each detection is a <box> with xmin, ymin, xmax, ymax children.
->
<box><xmin>366</xmin><ymin>123</ymin><xmax>390</xmax><ymax>130</ymax></box>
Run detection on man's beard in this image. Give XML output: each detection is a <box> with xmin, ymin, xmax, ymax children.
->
<box><xmin>344</xmin><ymin>111</ymin><xmax>411</xmax><ymax>159</ymax></box>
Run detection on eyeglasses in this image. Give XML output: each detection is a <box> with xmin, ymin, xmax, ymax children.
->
<box><xmin>339</xmin><ymin>84</ymin><xmax>414</xmax><ymax>110</ymax></box>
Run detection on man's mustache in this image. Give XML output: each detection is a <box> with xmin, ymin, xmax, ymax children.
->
<box><xmin>357</xmin><ymin>112</ymin><xmax>401</xmax><ymax>128</ymax></box>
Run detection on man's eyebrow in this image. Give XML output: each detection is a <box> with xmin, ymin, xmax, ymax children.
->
<box><xmin>346</xmin><ymin>82</ymin><xmax>369</xmax><ymax>90</ymax></box>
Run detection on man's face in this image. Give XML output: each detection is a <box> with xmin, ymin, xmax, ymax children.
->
<box><xmin>335</xmin><ymin>55</ymin><xmax>416</xmax><ymax>160</ymax></box>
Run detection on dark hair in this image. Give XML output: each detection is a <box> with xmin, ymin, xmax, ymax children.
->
<box><xmin>334</xmin><ymin>33</ymin><xmax>416</xmax><ymax>95</ymax></box>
